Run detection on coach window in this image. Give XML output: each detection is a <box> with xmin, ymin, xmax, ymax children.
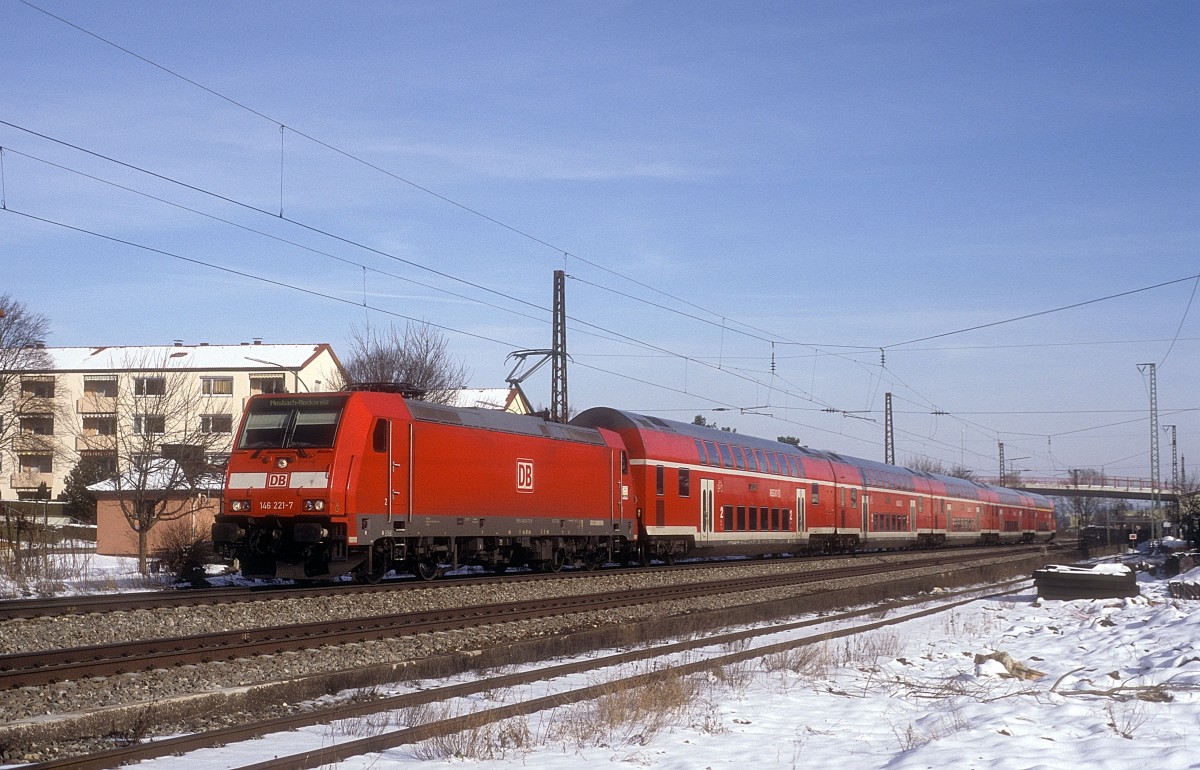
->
<box><xmin>717</xmin><ymin>443</ymin><xmax>734</xmax><ymax>469</ymax></box>
<box><xmin>705</xmin><ymin>441</ymin><xmax>721</xmax><ymax>468</ymax></box>
<box><xmin>748</xmin><ymin>506</ymin><xmax>758</xmax><ymax>531</ymax></box>
<box><xmin>811</xmin><ymin>483</ymin><xmax>820</xmax><ymax>506</ymax></box>
<box><xmin>678</xmin><ymin>468</ymin><xmax>690</xmax><ymax>497</ymax></box>
<box><xmin>723</xmin><ymin>505</ymin><xmax>734</xmax><ymax>531</ymax></box>
<box><xmin>767</xmin><ymin>452</ymin><xmax>780</xmax><ymax>476</ymax></box>
<box><xmin>744</xmin><ymin>449</ymin><xmax>758</xmax><ymax>472</ymax></box>
<box><xmin>694</xmin><ymin>439</ymin><xmax>709</xmax><ymax>465</ymax></box>
<box><xmin>782</xmin><ymin>508</ymin><xmax>791</xmax><ymax>531</ymax></box>
<box><xmin>372</xmin><ymin>419</ymin><xmax>388</xmax><ymax>452</ymax></box>
<box><xmin>732</xmin><ymin>446</ymin><xmax>746</xmax><ymax>470</ymax></box>
<box><xmin>736</xmin><ymin>506</ymin><xmax>747</xmax><ymax>530</ymax></box>
<box><xmin>655</xmin><ymin>465</ymin><xmax>665</xmax><ymax>496</ymax></box>
<box><xmin>621</xmin><ymin>451</ymin><xmax>629</xmax><ymax>475</ymax></box>
<box><xmin>762</xmin><ymin>507</ymin><xmax>771</xmax><ymax>530</ymax></box>
<box><xmin>850</xmin><ymin>489</ymin><xmax>858</xmax><ymax>509</ymax></box>
<box><xmin>771</xmin><ymin>508</ymin><xmax>780</xmax><ymax>531</ymax></box>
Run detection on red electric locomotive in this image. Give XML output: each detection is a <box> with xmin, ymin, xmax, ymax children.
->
<box><xmin>213</xmin><ymin>387</ymin><xmax>633</xmax><ymax>580</ymax></box>
<box><xmin>214</xmin><ymin>392</ymin><xmax>1054</xmax><ymax>580</ymax></box>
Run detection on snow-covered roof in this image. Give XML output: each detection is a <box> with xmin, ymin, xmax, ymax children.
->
<box><xmin>87</xmin><ymin>459</ymin><xmax>223</xmax><ymax>494</ymax></box>
<box><xmin>445</xmin><ymin>387</ymin><xmax>532</xmax><ymax>414</ymax></box>
<box><xmin>31</xmin><ymin>344</ymin><xmax>335</xmax><ymax>373</ymax></box>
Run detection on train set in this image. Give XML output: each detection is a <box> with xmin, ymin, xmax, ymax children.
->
<box><xmin>212</xmin><ymin>387</ymin><xmax>1056</xmax><ymax>581</ymax></box>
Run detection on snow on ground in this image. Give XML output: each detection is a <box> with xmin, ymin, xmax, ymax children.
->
<box><xmin>329</xmin><ymin>563</ymin><xmax>1200</xmax><ymax>770</ymax></box>
<box><xmin>5</xmin><ymin>550</ymin><xmax>1200</xmax><ymax>768</ymax></box>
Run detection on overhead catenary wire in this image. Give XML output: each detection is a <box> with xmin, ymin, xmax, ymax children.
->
<box><xmin>11</xmin><ymin>1</ymin><xmax>1196</xmax><ymax>475</ymax></box>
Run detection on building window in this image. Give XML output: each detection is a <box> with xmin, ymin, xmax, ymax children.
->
<box><xmin>84</xmin><ymin>377</ymin><xmax>118</xmax><ymax>397</ymax></box>
<box><xmin>201</xmin><ymin>414</ymin><xmax>233</xmax><ymax>434</ymax></box>
<box><xmin>19</xmin><ymin>455</ymin><xmax>53</xmax><ymax>474</ymax></box>
<box><xmin>250</xmin><ymin>376</ymin><xmax>287</xmax><ymax>395</ymax></box>
<box><xmin>134</xmin><ymin>414</ymin><xmax>166</xmax><ymax>434</ymax></box>
<box><xmin>206</xmin><ymin>453</ymin><xmax>230</xmax><ymax>471</ymax></box>
<box><xmin>20</xmin><ymin>415</ymin><xmax>54</xmax><ymax>435</ymax></box>
<box><xmin>134</xmin><ymin>377</ymin><xmax>166</xmax><ymax>397</ymax></box>
<box><xmin>202</xmin><ymin>377</ymin><xmax>234</xmax><ymax>396</ymax></box>
<box><xmin>83</xmin><ymin>415</ymin><xmax>117</xmax><ymax>435</ymax></box>
<box><xmin>20</xmin><ymin>377</ymin><xmax>55</xmax><ymax>399</ymax></box>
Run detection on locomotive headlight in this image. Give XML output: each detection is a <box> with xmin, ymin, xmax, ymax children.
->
<box><xmin>276</xmin><ymin>457</ymin><xmax>290</xmax><ymax>469</ymax></box>
<box><xmin>229</xmin><ymin>499</ymin><xmax>251</xmax><ymax>512</ymax></box>
<box><xmin>303</xmin><ymin>499</ymin><xmax>327</xmax><ymax>512</ymax></box>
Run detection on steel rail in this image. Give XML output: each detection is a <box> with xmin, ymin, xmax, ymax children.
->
<box><xmin>0</xmin><ymin>551</ymin><xmax>1025</xmax><ymax>689</ymax></box>
<box><xmin>20</xmin><ymin>576</ymin><xmax>1032</xmax><ymax>770</ymax></box>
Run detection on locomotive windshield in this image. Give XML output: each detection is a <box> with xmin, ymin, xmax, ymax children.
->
<box><xmin>237</xmin><ymin>395</ymin><xmax>348</xmax><ymax>449</ymax></box>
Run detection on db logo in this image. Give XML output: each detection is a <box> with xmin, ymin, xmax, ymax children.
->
<box><xmin>516</xmin><ymin>459</ymin><xmax>534</xmax><ymax>493</ymax></box>
<box><xmin>267</xmin><ymin>472</ymin><xmax>289</xmax><ymax>488</ymax></box>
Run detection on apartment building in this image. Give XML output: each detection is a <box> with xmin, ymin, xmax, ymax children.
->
<box><xmin>3</xmin><ymin>342</ymin><xmax>343</xmax><ymax>502</ymax></box>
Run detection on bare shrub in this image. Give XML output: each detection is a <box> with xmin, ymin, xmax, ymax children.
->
<box><xmin>839</xmin><ymin>630</ymin><xmax>902</xmax><ymax>669</ymax></box>
<box><xmin>762</xmin><ymin>644</ymin><xmax>833</xmax><ymax>680</ymax></box>
<box><xmin>152</xmin><ymin>519</ymin><xmax>214</xmax><ymax>584</ymax></box>
<box><xmin>406</xmin><ymin>704</ymin><xmax>542</xmax><ymax>762</ymax></box>
<box><xmin>1106</xmin><ymin>699</ymin><xmax>1149</xmax><ymax>739</ymax></box>
<box><xmin>0</xmin><ymin>542</ymin><xmax>93</xmax><ymax>597</ymax></box>
<box><xmin>710</xmin><ymin>659</ymin><xmax>755</xmax><ymax>692</ymax></box>
<box><xmin>557</xmin><ymin>671</ymin><xmax>703</xmax><ymax>749</ymax></box>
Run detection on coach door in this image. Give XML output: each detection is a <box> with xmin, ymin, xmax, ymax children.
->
<box><xmin>699</xmin><ymin>478</ymin><xmax>715</xmax><ymax>542</ymax></box>
<box><xmin>796</xmin><ymin>488</ymin><xmax>807</xmax><ymax>534</ymax></box>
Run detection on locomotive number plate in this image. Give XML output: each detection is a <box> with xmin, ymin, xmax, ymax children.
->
<box><xmin>260</xmin><ymin>501</ymin><xmax>296</xmax><ymax>511</ymax></box>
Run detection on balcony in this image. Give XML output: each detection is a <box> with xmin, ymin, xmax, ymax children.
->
<box><xmin>76</xmin><ymin>434</ymin><xmax>118</xmax><ymax>452</ymax></box>
<box><xmin>12</xmin><ymin>434</ymin><xmax>56</xmax><ymax>453</ymax></box>
<box><xmin>17</xmin><ymin>396</ymin><xmax>55</xmax><ymax>415</ymax></box>
<box><xmin>10</xmin><ymin>471</ymin><xmax>53</xmax><ymax>490</ymax></box>
<box><xmin>78</xmin><ymin>394</ymin><xmax>117</xmax><ymax>413</ymax></box>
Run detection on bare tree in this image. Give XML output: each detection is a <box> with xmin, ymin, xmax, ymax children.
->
<box><xmin>0</xmin><ymin>297</ymin><xmax>69</xmax><ymax>564</ymax></box>
<box><xmin>103</xmin><ymin>352</ymin><xmax>226</xmax><ymax>574</ymax></box>
<box><xmin>333</xmin><ymin>322</ymin><xmax>469</xmax><ymax>404</ymax></box>
<box><xmin>904</xmin><ymin>456</ymin><xmax>977</xmax><ymax>481</ymax></box>
<box><xmin>0</xmin><ymin>295</ymin><xmax>56</xmax><ymax>478</ymax></box>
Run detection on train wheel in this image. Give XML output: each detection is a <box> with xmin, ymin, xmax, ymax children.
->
<box><xmin>414</xmin><ymin>559</ymin><xmax>440</xmax><ymax>581</ymax></box>
<box><xmin>353</xmin><ymin>563</ymin><xmax>386</xmax><ymax>584</ymax></box>
<box><xmin>547</xmin><ymin>549</ymin><xmax>566</xmax><ymax>573</ymax></box>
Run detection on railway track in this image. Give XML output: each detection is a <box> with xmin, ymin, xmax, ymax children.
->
<box><xmin>0</xmin><ymin>552</ymin><xmax>996</xmax><ymax>689</ymax></box>
<box><xmin>1</xmin><ymin>545</ymin><xmax>1064</xmax><ymax>766</ymax></box>
<box><xmin>0</xmin><ymin>544</ymin><xmax>1063</xmax><ymax>621</ymax></box>
<box><xmin>20</xmin><ymin>577</ymin><xmax>1034</xmax><ymax>770</ymax></box>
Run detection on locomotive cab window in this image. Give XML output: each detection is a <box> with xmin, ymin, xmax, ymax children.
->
<box><xmin>237</xmin><ymin>395</ymin><xmax>348</xmax><ymax>450</ymax></box>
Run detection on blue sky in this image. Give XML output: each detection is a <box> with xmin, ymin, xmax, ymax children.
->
<box><xmin>2</xmin><ymin>0</ymin><xmax>1197</xmax><ymax>480</ymax></box>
